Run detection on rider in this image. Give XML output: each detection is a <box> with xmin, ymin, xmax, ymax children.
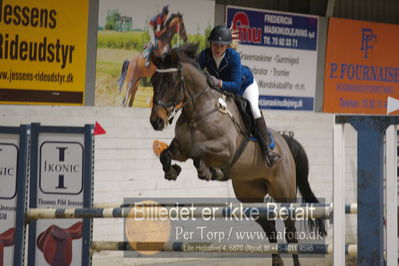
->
<box><xmin>144</xmin><ymin>5</ymin><xmax>169</xmax><ymax>67</ymax></box>
<box><xmin>197</xmin><ymin>25</ymin><xmax>282</xmax><ymax>167</ymax></box>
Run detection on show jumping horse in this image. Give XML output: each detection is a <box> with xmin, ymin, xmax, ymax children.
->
<box><xmin>148</xmin><ymin>43</ymin><xmax>326</xmax><ymax>266</ymax></box>
<box><xmin>118</xmin><ymin>13</ymin><xmax>188</xmax><ymax>107</ymax></box>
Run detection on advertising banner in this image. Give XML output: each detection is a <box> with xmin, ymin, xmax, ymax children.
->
<box><xmin>96</xmin><ymin>0</ymin><xmax>214</xmax><ymax>107</ymax></box>
<box><xmin>0</xmin><ymin>132</ymin><xmax>21</xmax><ymax>266</ymax></box>
<box><xmin>226</xmin><ymin>6</ymin><xmax>319</xmax><ymax>111</ymax></box>
<box><xmin>323</xmin><ymin>18</ymin><xmax>399</xmax><ymax>114</ymax></box>
<box><xmin>28</xmin><ymin>124</ymin><xmax>93</xmax><ymax>266</ymax></box>
<box><xmin>0</xmin><ymin>0</ymin><xmax>89</xmax><ymax>105</ymax></box>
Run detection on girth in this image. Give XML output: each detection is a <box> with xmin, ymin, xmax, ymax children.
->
<box><xmin>220</xmin><ymin>136</ymin><xmax>249</xmax><ymax>180</ymax></box>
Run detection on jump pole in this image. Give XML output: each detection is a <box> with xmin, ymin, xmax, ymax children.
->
<box><xmin>90</xmin><ymin>241</ymin><xmax>358</xmax><ymax>256</ymax></box>
<box><xmin>93</xmin><ymin>202</ymin><xmax>357</xmax><ymax>213</ymax></box>
<box><xmin>25</xmin><ymin>204</ymin><xmax>334</xmax><ymax>220</ymax></box>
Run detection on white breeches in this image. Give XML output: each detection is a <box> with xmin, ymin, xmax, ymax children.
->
<box><xmin>242</xmin><ymin>80</ymin><xmax>262</xmax><ymax>119</ymax></box>
<box><xmin>149</xmin><ymin>29</ymin><xmax>156</xmax><ymax>45</ymax></box>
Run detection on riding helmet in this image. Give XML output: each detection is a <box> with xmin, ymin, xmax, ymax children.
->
<box><xmin>162</xmin><ymin>5</ymin><xmax>169</xmax><ymax>15</ymax></box>
<box><xmin>208</xmin><ymin>25</ymin><xmax>232</xmax><ymax>45</ymax></box>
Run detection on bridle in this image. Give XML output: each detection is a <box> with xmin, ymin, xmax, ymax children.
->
<box><xmin>154</xmin><ymin>63</ymin><xmax>209</xmax><ymax>123</ymax></box>
<box><xmin>154</xmin><ymin>66</ymin><xmax>182</xmax><ymax>109</ymax></box>
<box><xmin>154</xmin><ymin>62</ymin><xmax>246</xmax><ymax>136</ymax></box>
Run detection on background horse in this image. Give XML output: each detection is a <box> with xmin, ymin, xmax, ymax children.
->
<box><xmin>148</xmin><ymin>44</ymin><xmax>326</xmax><ymax>266</ymax></box>
<box><xmin>118</xmin><ymin>13</ymin><xmax>187</xmax><ymax>107</ymax></box>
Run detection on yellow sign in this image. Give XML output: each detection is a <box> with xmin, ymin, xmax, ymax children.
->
<box><xmin>0</xmin><ymin>0</ymin><xmax>89</xmax><ymax>105</ymax></box>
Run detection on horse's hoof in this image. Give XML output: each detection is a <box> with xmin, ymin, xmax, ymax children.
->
<box><xmin>197</xmin><ymin>170</ymin><xmax>212</xmax><ymax>181</ymax></box>
<box><xmin>210</xmin><ymin>168</ymin><xmax>227</xmax><ymax>181</ymax></box>
<box><xmin>198</xmin><ymin>175</ymin><xmax>210</xmax><ymax>181</ymax></box>
<box><xmin>272</xmin><ymin>256</ymin><xmax>284</xmax><ymax>266</ymax></box>
<box><xmin>171</xmin><ymin>164</ymin><xmax>181</xmax><ymax>176</ymax></box>
<box><xmin>164</xmin><ymin>171</ymin><xmax>177</xmax><ymax>180</ymax></box>
<box><xmin>164</xmin><ymin>164</ymin><xmax>181</xmax><ymax>180</ymax></box>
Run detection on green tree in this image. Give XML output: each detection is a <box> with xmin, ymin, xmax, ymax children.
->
<box><xmin>124</xmin><ymin>20</ymin><xmax>133</xmax><ymax>32</ymax></box>
<box><xmin>104</xmin><ymin>9</ymin><xmax>121</xmax><ymax>30</ymax></box>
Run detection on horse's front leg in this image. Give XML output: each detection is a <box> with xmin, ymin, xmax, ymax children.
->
<box><xmin>159</xmin><ymin>139</ymin><xmax>187</xmax><ymax>181</ymax></box>
<box><xmin>190</xmin><ymin>139</ymin><xmax>231</xmax><ymax>181</ymax></box>
<box><xmin>193</xmin><ymin>158</ymin><xmax>214</xmax><ymax>181</ymax></box>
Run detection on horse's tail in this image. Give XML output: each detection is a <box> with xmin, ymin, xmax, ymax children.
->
<box><xmin>281</xmin><ymin>134</ymin><xmax>327</xmax><ymax>237</ymax></box>
<box><xmin>118</xmin><ymin>60</ymin><xmax>130</xmax><ymax>93</ymax></box>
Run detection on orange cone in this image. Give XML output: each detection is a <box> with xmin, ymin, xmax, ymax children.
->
<box><xmin>153</xmin><ymin>140</ymin><xmax>169</xmax><ymax>157</ymax></box>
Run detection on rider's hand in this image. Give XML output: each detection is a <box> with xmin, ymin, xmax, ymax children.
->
<box><xmin>209</xmin><ymin>75</ymin><xmax>222</xmax><ymax>88</ymax></box>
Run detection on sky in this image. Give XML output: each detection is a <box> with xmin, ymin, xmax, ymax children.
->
<box><xmin>98</xmin><ymin>0</ymin><xmax>215</xmax><ymax>34</ymax></box>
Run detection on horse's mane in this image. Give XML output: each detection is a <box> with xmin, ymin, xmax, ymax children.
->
<box><xmin>173</xmin><ymin>43</ymin><xmax>228</xmax><ymax>93</ymax></box>
<box><xmin>165</xmin><ymin>13</ymin><xmax>182</xmax><ymax>27</ymax></box>
<box><xmin>154</xmin><ymin>42</ymin><xmax>228</xmax><ymax>93</ymax></box>
<box><xmin>174</xmin><ymin>42</ymin><xmax>199</xmax><ymax>65</ymax></box>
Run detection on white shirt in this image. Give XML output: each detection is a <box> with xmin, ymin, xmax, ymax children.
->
<box><xmin>213</xmin><ymin>53</ymin><xmax>225</xmax><ymax>70</ymax></box>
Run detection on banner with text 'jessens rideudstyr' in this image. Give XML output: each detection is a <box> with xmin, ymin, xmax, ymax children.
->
<box><xmin>0</xmin><ymin>0</ymin><xmax>88</xmax><ymax>105</ymax></box>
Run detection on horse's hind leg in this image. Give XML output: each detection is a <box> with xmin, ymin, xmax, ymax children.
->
<box><xmin>122</xmin><ymin>81</ymin><xmax>132</xmax><ymax>107</ymax></box>
<box><xmin>283</xmin><ymin>218</ymin><xmax>300</xmax><ymax>266</ymax></box>
<box><xmin>269</xmin><ymin>175</ymin><xmax>298</xmax><ymax>266</ymax></box>
<box><xmin>122</xmin><ymin>79</ymin><xmax>139</xmax><ymax>107</ymax></box>
<box><xmin>128</xmin><ymin>81</ymin><xmax>140</xmax><ymax>107</ymax></box>
<box><xmin>257</xmin><ymin>218</ymin><xmax>284</xmax><ymax>266</ymax></box>
<box><xmin>232</xmin><ymin>180</ymin><xmax>284</xmax><ymax>266</ymax></box>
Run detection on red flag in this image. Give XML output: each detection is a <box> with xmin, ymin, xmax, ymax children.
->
<box><xmin>94</xmin><ymin>121</ymin><xmax>106</xmax><ymax>135</ymax></box>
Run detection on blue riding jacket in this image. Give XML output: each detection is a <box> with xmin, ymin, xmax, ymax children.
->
<box><xmin>197</xmin><ymin>47</ymin><xmax>254</xmax><ymax>96</ymax></box>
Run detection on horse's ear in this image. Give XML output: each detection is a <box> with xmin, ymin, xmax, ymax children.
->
<box><xmin>189</xmin><ymin>42</ymin><xmax>199</xmax><ymax>57</ymax></box>
<box><xmin>150</xmin><ymin>53</ymin><xmax>161</xmax><ymax>67</ymax></box>
<box><xmin>170</xmin><ymin>49</ymin><xmax>179</xmax><ymax>65</ymax></box>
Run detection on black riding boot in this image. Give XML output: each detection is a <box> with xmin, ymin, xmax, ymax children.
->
<box><xmin>255</xmin><ymin>117</ymin><xmax>282</xmax><ymax>167</ymax></box>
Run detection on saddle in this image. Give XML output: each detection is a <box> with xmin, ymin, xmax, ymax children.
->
<box><xmin>0</xmin><ymin>228</ymin><xmax>15</xmax><ymax>266</ymax></box>
<box><xmin>234</xmin><ymin>95</ymin><xmax>256</xmax><ymax>137</ymax></box>
<box><xmin>37</xmin><ymin>222</ymin><xmax>83</xmax><ymax>266</ymax></box>
<box><xmin>233</xmin><ymin>95</ymin><xmax>275</xmax><ymax>149</ymax></box>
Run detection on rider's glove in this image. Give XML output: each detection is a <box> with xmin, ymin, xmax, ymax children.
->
<box><xmin>209</xmin><ymin>75</ymin><xmax>222</xmax><ymax>88</ymax></box>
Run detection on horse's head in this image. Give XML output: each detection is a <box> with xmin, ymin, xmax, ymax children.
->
<box><xmin>163</xmin><ymin>13</ymin><xmax>188</xmax><ymax>43</ymax></box>
<box><xmin>150</xmin><ymin>49</ymin><xmax>184</xmax><ymax>130</ymax></box>
<box><xmin>149</xmin><ymin>43</ymin><xmax>199</xmax><ymax>130</ymax></box>
<box><xmin>175</xmin><ymin>14</ymin><xmax>188</xmax><ymax>42</ymax></box>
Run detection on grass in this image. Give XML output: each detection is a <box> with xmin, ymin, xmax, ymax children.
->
<box><xmin>97</xmin><ymin>30</ymin><xmax>148</xmax><ymax>51</ymax></box>
<box><xmin>96</xmin><ymin>61</ymin><xmax>121</xmax><ymax>76</ymax></box>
